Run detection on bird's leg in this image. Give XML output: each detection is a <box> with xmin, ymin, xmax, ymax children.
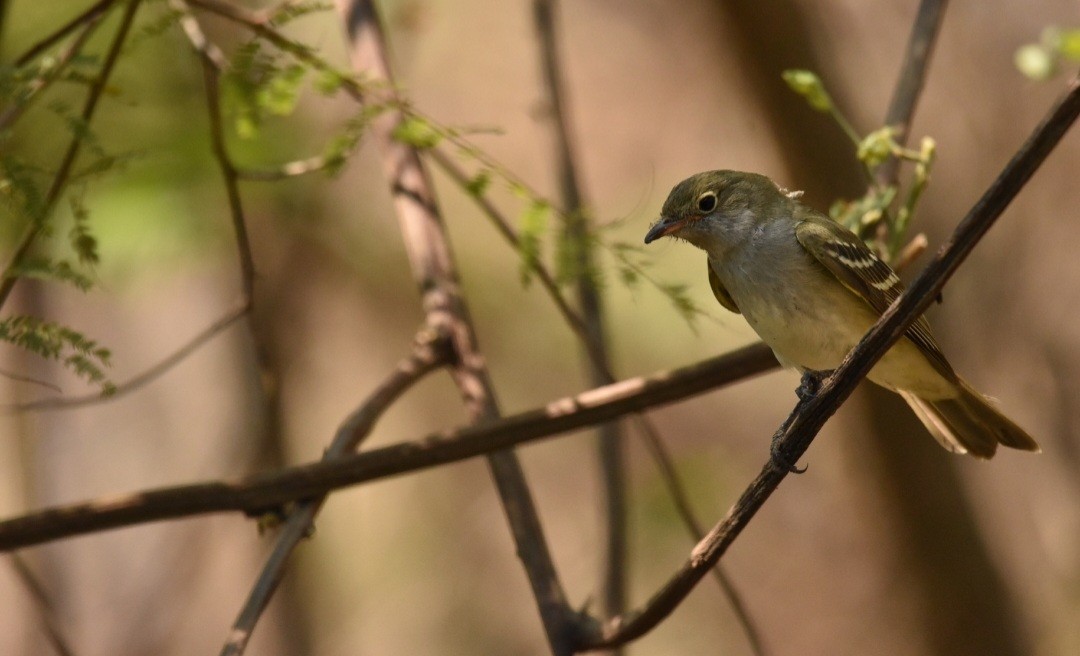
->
<box><xmin>769</xmin><ymin>429</ymin><xmax>807</xmax><ymax>474</ymax></box>
<box><xmin>769</xmin><ymin>370</ymin><xmax>830</xmax><ymax>474</ymax></box>
<box><xmin>796</xmin><ymin>369</ymin><xmax>830</xmax><ymax>400</ymax></box>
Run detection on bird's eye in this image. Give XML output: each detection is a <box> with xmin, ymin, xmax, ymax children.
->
<box><xmin>696</xmin><ymin>192</ymin><xmax>718</xmax><ymax>213</ymax></box>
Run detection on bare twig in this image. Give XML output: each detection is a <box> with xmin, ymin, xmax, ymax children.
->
<box><xmin>532</xmin><ymin>0</ymin><xmax>628</xmax><ymax>628</ymax></box>
<box><xmin>0</xmin><ymin>8</ymin><xmax>108</xmax><ymax>131</ymax></box>
<box><xmin>8</xmin><ymin>555</ymin><xmax>76</xmax><ymax>656</ymax></box>
<box><xmin>632</xmin><ymin>418</ymin><xmax>767</xmax><ymax>656</ymax></box>
<box><xmin>0</xmin><ymin>342</ymin><xmax>776</xmax><ymax>551</ymax></box>
<box><xmin>220</xmin><ymin>331</ymin><xmax>450</xmax><ymax>656</ymax></box>
<box><xmin>579</xmin><ymin>71</ymin><xmax>1080</xmax><ymax>651</ymax></box>
<box><xmin>875</xmin><ymin>0</ymin><xmax>949</xmax><ymax>186</ymax></box>
<box><xmin>12</xmin><ymin>0</ymin><xmax>115</xmax><ymax>66</ymax></box>
<box><xmin>0</xmin><ymin>0</ymin><xmax>144</xmax><ymax>314</ymax></box>
<box><xmin>194</xmin><ymin>41</ymin><xmax>256</xmax><ymax>300</ymax></box>
<box><xmin>236</xmin><ymin>156</ymin><xmax>338</xmax><ymax>180</ymax></box>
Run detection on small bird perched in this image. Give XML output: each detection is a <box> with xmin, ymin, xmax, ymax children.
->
<box><xmin>644</xmin><ymin>170</ymin><xmax>1039</xmax><ymax>459</ymax></box>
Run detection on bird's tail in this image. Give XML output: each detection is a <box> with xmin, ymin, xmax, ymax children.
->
<box><xmin>899</xmin><ymin>380</ymin><xmax>1040</xmax><ymax>459</ymax></box>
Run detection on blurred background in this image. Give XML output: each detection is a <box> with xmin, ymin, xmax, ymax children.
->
<box><xmin>1</xmin><ymin>1</ymin><xmax>1078</xmax><ymax>654</ymax></box>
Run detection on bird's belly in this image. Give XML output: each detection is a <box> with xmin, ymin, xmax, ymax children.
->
<box><xmin>738</xmin><ymin>288</ymin><xmax>954</xmax><ymax>398</ymax></box>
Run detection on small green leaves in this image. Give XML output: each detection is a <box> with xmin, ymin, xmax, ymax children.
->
<box><xmin>1015</xmin><ymin>26</ymin><xmax>1080</xmax><ymax>81</ymax></box>
<box><xmin>829</xmin><ymin>185</ymin><xmax>897</xmax><ymax>234</ymax></box>
<box><xmin>268</xmin><ymin>0</ymin><xmax>333</xmax><ymax>27</ymax></box>
<box><xmin>518</xmin><ymin>199</ymin><xmax>550</xmax><ymax>286</ymax></box>
<box><xmin>783</xmin><ymin>69</ymin><xmax>860</xmax><ymax>145</ymax></box>
<box><xmin>261</xmin><ymin>64</ymin><xmax>306</xmax><ymax>116</ymax></box>
<box><xmin>465</xmin><ymin>169</ymin><xmax>492</xmax><ymax>198</ymax></box>
<box><xmin>68</xmin><ymin>193</ymin><xmax>100</xmax><ymax>265</ymax></box>
<box><xmin>10</xmin><ymin>259</ymin><xmax>94</xmax><ymax>292</ymax></box>
<box><xmin>1015</xmin><ymin>44</ymin><xmax>1056</xmax><ymax>81</ymax></box>
<box><xmin>224</xmin><ymin>42</ymin><xmax>311</xmax><ymax>138</ymax></box>
<box><xmin>0</xmin><ymin>315</ymin><xmax>113</xmax><ymax>392</ymax></box>
<box><xmin>782</xmin><ymin>70</ymin><xmax>832</xmax><ymax>112</ymax></box>
<box><xmin>391</xmin><ymin>116</ymin><xmax>443</xmax><ymax>149</ymax></box>
<box><xmin>857</xmin><ymin>127</ymin><xmax>898</xmax><ymax>168</ymax></box>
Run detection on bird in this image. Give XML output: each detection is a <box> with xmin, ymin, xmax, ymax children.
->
<box><xmin>644</xmin><ymin>170</ymin><xmax>1039</xmax><ymax>459</ymax></box>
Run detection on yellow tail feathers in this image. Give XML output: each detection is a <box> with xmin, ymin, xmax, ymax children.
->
<box><xmin>899</xmin><ymin>381</ymin><xmax>1040</xmax><ymax>459</ymax></box>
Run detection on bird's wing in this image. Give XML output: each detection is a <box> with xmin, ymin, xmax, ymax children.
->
<box><xmin>707</xmin><ymin>258</ymin><xmax>741</xmax><ymax>314</ymax></box>
<box><xmin>794</xmin><ymin>212</ymin><xmax>955</xmax><ymax>379</ymax></box>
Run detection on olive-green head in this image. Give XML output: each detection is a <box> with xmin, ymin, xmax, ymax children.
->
<box><xmin>644</xmin><ymin>170</ymin><xmax>790</xmax><ymax>249</ymax></box>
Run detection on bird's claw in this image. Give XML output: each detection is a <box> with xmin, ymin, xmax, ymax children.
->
<box><xmin>796</xmin><ymin>370</ymin><xmax>830</xmax><ymax>401</ymax></box>
<box><xmin>770</xmin><ymin>435</ymin><xmax>807</xmax><ymax>474</ymax></box>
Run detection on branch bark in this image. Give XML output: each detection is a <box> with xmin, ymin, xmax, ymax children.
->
<box><xmin>0</xmin><ymin>343</ymin><xmax>775</xmax><ymax>551</ymax></box>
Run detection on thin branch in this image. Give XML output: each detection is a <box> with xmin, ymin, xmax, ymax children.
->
<box><xmin>3</xmin><ymin>300</ymin><xmax>249</xmax><ymax>412</ymax></box>
<box><xmin>190</xmin><ymin>29</ymin><xmax>256</xmax><ymax>300</ymax></box>
<box><xmin>0</xmin><ymin>8</ymin><xmax>108</xmax><ymax>132</ymax></box>
<box><xmin>631</xmin><ymin>418</ymin><xmax>766</xmax><ymax>656</ymax></box>
<box><xmin>428</xmin><ymin>148</ymin><xmax>589</xmax><ymax>337</ymax></box>
<box><xmin>220</xmin><ymin>331</ymin><xmax>450</xmax><ymax>656</ymax></box>
<box><xmin>579</xmin><ymin>71</ymin><xmax>1080</xmax><ymax>651</ymax></box>
<box><xmin>875</xmin><ymin>0</ymin><xmax>949</xmax><ymax>186</ymax></box>
<box><xmin>12</xmin><ymin>0</ymin><xmax>116</xmax><ymax>66</ymax></box>
<box><xmin>8</xmin><ymin>555</ymin><xmax>76</xmax><ymax>656</ymax></box>
<box><xmin>235</xmin><ymin>156</ymin><xmax>338</xmax><ymax>180</ymax></box>
<box><xmin>0</xmin><ymin>342</ymin><xmax>776</xmax><ymax>551</ymax></box>
<box><xmin>0</xmin><ymin>0</ymin><xmax>144</xmax><ymax>315</ymax></box>
<box><xmin>532</xmin><ymin>0</ymin><xmax>629</xmax><ymax>635</ymax></box>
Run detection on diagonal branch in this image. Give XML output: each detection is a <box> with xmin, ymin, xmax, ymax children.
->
<box><xmin>0</xmin><ymin>6</ymin><xmax>108</xmax><ymax>132</ymax></box>
<box><xmin>11</xmin><ymin>0</ymin><xmax>116</xmax><ymax>67</ymax></box>
<box><xmin>219</xmin><ymin>331</ymin><xmax>451</xmax><ymax>656</ymax></box>
<box><xmin>578</xmin><ymin>71</ymin><xmax>1080</xmax><ymax>651</ymax></box>
<box><xmin>3</xmin><ymin>299</ymin><xmax>248</xmax><ymax>412</ymax></box>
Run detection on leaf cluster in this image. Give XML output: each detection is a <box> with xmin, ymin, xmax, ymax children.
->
<box><xmin>0</xmin><ymin>315</ymin><xmax>113</xmax><ymax>393</ymax></box>
<box><xmin>783</xmin><ymin>69</ymin><xmax>937</xmax><ymax>261</ymax></box>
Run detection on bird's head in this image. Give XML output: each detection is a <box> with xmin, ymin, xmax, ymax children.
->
<box><xmin>644</xmin><ymin>170</ymin><xmax>793</xmax><ymax>253</ymax></box>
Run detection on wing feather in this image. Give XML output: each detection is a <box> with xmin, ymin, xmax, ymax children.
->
<box><xmin>707</xmin><ymin>258</ymin><xmax>741</xmax><ymax>314</ymax></box>
<box><xmin>794</xmin><ymin>213</ymin><xmax>955</xmax><ymax>380</ymax></box>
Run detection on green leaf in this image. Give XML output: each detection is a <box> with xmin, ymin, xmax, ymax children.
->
<box><xmin>269</xmin><ymin>0</ymin><xmax>333</xmax><ymax>26</ymax></box>
<box><xmin>10</xmin><ymin>258</ymin><xmax>94</xmax><ymax>291</ymax></box>
<box><xmin>259</xmin><ymin>64</ymin><xmax>306</xmax><ymax>116</ymax></box>
<box><xmin>782</xmin><ymin>69</ymin><xmax>832</xmax><ymax>112</ymax></box>
<box><xmin>0</xmin><ymin>315</ymin><xmax>112</xmax><ymax>390</ymax></box>
<box><xmin>856</xmin><ymin>126</ymin><xmax>897</xmax><ymax>168</ymax></box>
<box><xmin>518</xmin><ymin>199</ymin><xmax>550</xmax><ymax>286</ymax></box>
<box><xmin>392</xmin><ymin>116</ymin><xmax>442</xmax><ymax>149</ymax></box>
<box><xmin>660</xmin><ymin>283</ymin><xmax>700</xmax><ymax>325</ymax></box>
<box><xmin>465</xmin><ymin>170</ymin><xmax>491</xmax><ymax>198</ymax></box>
<box><xmin>1057</xmin><ymin>28</ymin><xmax>1080</xmax><ymax>60</ymax></box>
<box><xmin>314</xmin><ymin>69</ymin><xmax>347</xmax><ymax>95</ymax></box>
<box><xmin>1014</xmin><ymin>44</ymin><xmax>1056</xmax><ymax>81</ymax></box>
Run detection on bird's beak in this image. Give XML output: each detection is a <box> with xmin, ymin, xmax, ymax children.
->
<box><xmin>644</xmin><ymin>215</ymin><xmax>686</xmax><ymax>244</ymax></box>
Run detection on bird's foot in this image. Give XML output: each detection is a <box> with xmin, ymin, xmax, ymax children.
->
<box><xmin>770</xmin><ymin>433</ymin><xmax>807</xmax><ymax>474</ymax></box>
<box><xmin>796</xmin><ymin>370</ymin><xmax>830</xmax><ymax>401</ymax></box>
